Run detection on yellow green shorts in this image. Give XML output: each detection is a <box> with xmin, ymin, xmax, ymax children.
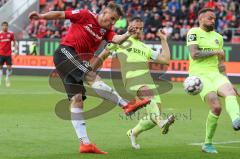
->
<box><xmin>124</xmin><ymin>74</ymin><xmax>162</xmax><ymax>104</ymax></box>
<box><xmin>190</xmin><ymin>72</ymin><xmax>231</xmax><ymax>101</ymax></box>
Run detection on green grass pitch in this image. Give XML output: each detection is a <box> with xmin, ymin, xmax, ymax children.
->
<box><xmin>0</xmin><ymin>76</ymin><xmax>239</xmax><ymax>159</ymax></box>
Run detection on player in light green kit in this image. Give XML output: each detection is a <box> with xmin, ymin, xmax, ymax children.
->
<box><xmin>93</xmin><ymin>17</ymin><xmax>175</xmax><ymax>149</ymax></box>
<box><xmin>187</xmin><ymin>8</ymin><xmax>240</xmax><ymax>154</ymax></box>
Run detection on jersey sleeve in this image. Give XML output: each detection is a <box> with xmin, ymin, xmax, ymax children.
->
<box><xmin>11</xmin><ymin>32</ymin><xmax>15</xmax><ymax>41</ymax></box>
<box><xmin>186</xmin><ymin>28</ymin><xmax>199</xmax><ymax>46</ymax></box>
<box><xmin>150</xmin><ymin>49</ymin><xmax>160</xmax><ymax>60</ymax></box>
<box><xmin>104</xmin><ymin>29</ymin><xmax>116</xmax><ymax>42</ymax></box>
<box><xmin>145</xmin><ymin>45</ymin><xmax>156</xmax><ymax>60</ymax></box>
<box><xmin>64</xmin><ymin>9</ymin><xmax>88</xmax><ymax>22</ymax></box>
<box><xmin>147</xmin><ymin>48</ymin><xmax>154</xmax><ymax>60</ymax></box>
<box><xmin>106</xmin><ymin>43</ymin><xmax>119</xmax><ymax>52</ymax></box>
<box><xmin>219</xmin><ymin>36</ymin><xmax>224</xmax><ymax>49</ymax></box>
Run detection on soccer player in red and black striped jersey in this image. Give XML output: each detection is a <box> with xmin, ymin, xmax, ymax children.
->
<box><xmin>29</xmin><ymin>2</ymin><xmax>150</xmax><ymax>154</ymax></box>
<box><xmin>0</xmin><ymin>21</ymin><xmax>17</xmax><ymax>87</ymax></box>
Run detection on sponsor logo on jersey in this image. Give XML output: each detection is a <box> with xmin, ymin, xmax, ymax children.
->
<box><xmin>72</xmin><ymin>9</ymin><xmax>80</xmax><ymax>14</ymax></box>
<box><xmin>84</xmin><ymin>25</ymin><xmax>102</xmax><ymax>40</ymax></box>
<box><xmin>126</xmin><ymin>47</ymin><xmax>147</xmax><ymax>57</ymax></box>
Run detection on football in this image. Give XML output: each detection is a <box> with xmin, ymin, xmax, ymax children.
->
<box><xmin>183</xmin><ymin>76</ymin><xmax>203</xmax><ymax>95</ymax></box>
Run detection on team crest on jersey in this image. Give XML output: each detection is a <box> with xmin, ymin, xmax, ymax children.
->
<box><xmin>215</xmin><ymin>39</ymin><xmax>219</xmax><ymax>45</ymax></box>
<box><xmin>120</xmin><ymin>40</ymin><xmax>132</xmax><ymax>49</ymax></box>
<box><xmin>100</xmin><ymin>28</ymin><xmax>106</xmax><ymax>35</ymax></box>
<box><xmin>188</xmin><ymin>34</ymin><xmax>197</xmax><ymax>42</ymax></box>
<box><xmin>7</xmin><ymin>34</ymin><xmax>11</xmax><ymax>38</ymax></box>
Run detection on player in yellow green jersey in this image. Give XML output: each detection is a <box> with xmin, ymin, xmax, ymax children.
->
<box><xmin>186</xmin><ymin>8</ymin><xmax>240</xmax><ymax>154</ymax></box>
<box><xmin>92</xmin><ymin>17</ymin><xmax>175</xmax><ymax>149</ymax></box>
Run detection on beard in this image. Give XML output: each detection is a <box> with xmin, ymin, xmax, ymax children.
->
<box><xmin>204</xmin><ymin>24</ymin><xmax>214</xmax><ymax>32</ymax></box>
<box><xmin>132</xmin><ymin>33</ymin><xmax>141</xmax><ymax>39</ymax></box>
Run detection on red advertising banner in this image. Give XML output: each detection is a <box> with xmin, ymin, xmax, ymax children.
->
<box><xmin>12</xmin><ymin>55</ymin><xmax>54</xmax><ymax>68</ymax></box>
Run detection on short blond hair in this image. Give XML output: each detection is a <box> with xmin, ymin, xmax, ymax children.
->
<box><xmin>106</xmin><ymin>2</ymin><xmax>125</xmax><ymax>17</ymax></box>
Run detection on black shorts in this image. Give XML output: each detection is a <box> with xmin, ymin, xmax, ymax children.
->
<box><xmin>0</xmin><ymin>55</ymin><xmax>12</xmax><ymax>65</ymax></box>
<box><xmin>53</xmin><ymin>45</ymin><xmax>92</xmax><ymax>101</ymax></box>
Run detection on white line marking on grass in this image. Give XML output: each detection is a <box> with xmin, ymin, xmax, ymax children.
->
<box><xmin>217</xmin><ymin>145</ymin><xmax>240</xmax><ymax>149</ymax></box>
<box><xmin>189</xmin><ymin>140</ymin><xmax>240</xmax><ymax>146</ymax></box>
<box><xmin>0</xmin><ymin>91</ymin><xmax>60</xmax><ymax>95</ymax></box>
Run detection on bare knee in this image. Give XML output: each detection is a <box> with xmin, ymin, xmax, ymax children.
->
<box><xmin>218</xmin><ymin>83</ymin><xmax>236</xmax><ymax>97</ymax></box>
<box><xmin>137</xmin><ymin>85</ymin><xmax>154</xmax><ymax>99</ymax></box>
<box><xmin>71</xmin><ymin>93</ymin><xmax>83</xmax><ymax>108</ymax></box>
<box><xmin>205</xmin><ymin>93</ymin><xmax>222</xmax><ymax>116</ymax></box>
<box><xmin>211</xmin><ymin>105</ymin><xmax>222</xmax><ymax>116</ymax></box>
<box><xmin>85</xmin><ymin>71</ymin><xmax>98</xmax><ymax>84</ymax></box>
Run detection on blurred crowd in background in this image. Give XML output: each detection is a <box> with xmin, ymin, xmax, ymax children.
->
<box><xmin>0</xmin><ymin>0</ymin><xmax>8</xmax><ymax>7</ymax></box>
<box><xmin>25</xmin><ymin>0</ymin><xmax>240</xmax><ymax>42</ymax></box>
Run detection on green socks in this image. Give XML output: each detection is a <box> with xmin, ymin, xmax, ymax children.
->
<box><xmin>205</xmin><ymin>111</ymin><xmax>219</xmax><ymax>144</ymax></box>
<box><xmin>204</xmin><ymin>95</ymin><xmax>240</xmax><ymax>144</ymax></box>
<box><xmin>225</xmin><ymin>96</ymin><xmax>240</xmax><ymax>122</ymax></box>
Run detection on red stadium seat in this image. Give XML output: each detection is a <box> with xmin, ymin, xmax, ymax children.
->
<box><xmin>231</xmin><ymin>36</ymin><xmax>240</xmax><ymax>43</ymax></box>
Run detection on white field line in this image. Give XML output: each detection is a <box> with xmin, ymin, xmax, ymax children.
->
<box><xmin>189</xmin><ymin>140</ymin><xmax>240</xmax><ymax>146</ymax></box>
<box><xmin>216</xmin><ymin>145</ymin><xmax>240</xmax><ymax>149</ymax></box>
<box><xmin>0</xmin><ymin>91</ymin><xmax>61</xmax><ymax>95</ymax></box>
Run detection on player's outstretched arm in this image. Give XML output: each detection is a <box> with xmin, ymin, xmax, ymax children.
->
<box><xmin>218</xmin><ymin>56</ymin><xmax>226</xmax><ymax>75</ymax></box>
<box><xmin>111</xmin><ymin>25</ymin><xmax>136</xmax><ymax>44</ymax></box>
<box><xmin>91</xmin><ymin>48</ymin><xmax>111</xmax><ymax>71</ymax></box>
<box><xmin>29</xmin><ymin>11</ymin><xmax>65</xmax><ymax>20</ymax></box>
<box><xmin>233</xmin><ymin>86</ymin><xmax>240</xmax><ymax>97</ymax></box>
<box><xmin>153</xmin><ymin>29</ymin><xmax>170</xmax><ymax>64</ymax></box>
<box><xmin>218</xmin><ymin>56</ymin><xmax>240</xmax><ymax>97</ymax></box>
<box><xmin>188</xmin><ymin>44</ymin><xmax>224</xmax><ymax>60</ymax></box>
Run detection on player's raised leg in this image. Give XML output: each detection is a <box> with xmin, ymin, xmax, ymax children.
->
<box><xmin>85</xmin><ymin>71</ymin><xmax>151</xmax><ymax>115</ymax></box>
<box><xmin>70</xmin><ymin>93</ymin><xmax>107</xmax><ymax>154</ymax></box>
<box><xmin>53</xmin><ymin>45</ymin><xmax>108</xmax><ymax>154</ymax></box>
<box><xmin>127</xmin><ymin>85</ymin><xmax>174</xmax><ymax>149</ymax></box>
<box><xmin>202</xmin><ymin>92</ymin><xmax>221</xmax><ymax>154</ymax></box>
<box><xmin>218</xmin><ymin>83</ymin><xmax>240</xmax><ymax>130</ymax></box>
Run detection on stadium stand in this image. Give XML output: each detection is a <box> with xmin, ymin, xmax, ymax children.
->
<box><xmin>25</xmin><ymin>0</ymin><xmax>240</xmax><ymax>42</ymax></box>
<box><xmin>0</xmin><ymin>0</ymin><xmax>9</xmax><ymax>7</ymax></box>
